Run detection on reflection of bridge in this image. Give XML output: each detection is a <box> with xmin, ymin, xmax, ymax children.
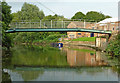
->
<box><xmin>6</xmin><ymin>21</ymin><xmax>112</xmax><ymax>34</ymax></box>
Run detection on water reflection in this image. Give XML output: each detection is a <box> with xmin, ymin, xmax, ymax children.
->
<box><xmin>3</xmin><ymin>45</ymin><xmax>119</xmax><ymax>81</ymax></box>
<box><xmin>14</xmin><ymin>70</ymin><xmax>44</xmax><ymax>81</ymax></box>
<box><xmin>63</xmin><ymin>46</ymin><xmax>108</xmax><ymax>67</ymax></box>
<box><xmin>11</xmin><ymin>45</ymin><xmax>109</xmax><ymax>67</ymax></box>
<box><xmin>11</xmin><ymin>45</ymin><xmax>68</xmax><ymax>67</ymax></box>
<box><xmin>4</xmin><ymin>67</ymin><xmax>118</xmax><ymax>81</ymax></box>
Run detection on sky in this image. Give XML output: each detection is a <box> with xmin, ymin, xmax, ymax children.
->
<box><xmin>3</xmin><ymin>0</ymin><xmax>120</xmax><ymax>19</ymax></box>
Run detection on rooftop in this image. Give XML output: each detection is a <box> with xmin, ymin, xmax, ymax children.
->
<box><xmin>98</xmin><ymin>17</ymin><xmax>119</xmax><ymax>24</ymax></box>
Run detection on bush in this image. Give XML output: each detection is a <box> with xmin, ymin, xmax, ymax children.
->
<box><xmin>106</xmin><ymin>31</ymin><xmax>120</xmax><ymax>56</ymax></box>
<box><xmin>13</xmin><ymin>32</ymin><xmax>66</xmax><ymax>44</ymax></box>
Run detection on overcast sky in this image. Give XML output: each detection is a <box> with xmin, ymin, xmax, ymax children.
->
<box><xmin>3</xmin><ymin>0</ymin><xmax>120</xmax><ymax>19</ymax></box>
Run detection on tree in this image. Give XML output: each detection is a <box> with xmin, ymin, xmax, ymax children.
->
<box><xmin>42</xmin><ymin>15</ymin><xmax>55</xmax><ymax>21</ymax></box>
<box><xmin>71</xmin><ymin>12</ymin><xmax>85</xmax><ymax>20</ymax></box>
<box><xmin>85</xmin><ymin>11</ymin><xmax>106</xmax><ymax>22</ymax></box>
<box><xmin>2</xmin><ymin>1</ymin><xmax>12</xmax><ymax>26</ymax></box>
<box><xmin>1</xmin><ymin>1</ymin><xmax>13</xmax><ymax>49</ymax></box>
<box><xmin>12</xmin><ymin>2</ymin><xmax>45</xmax><ymax>21</ymax></box>
<box><xmin>106</xmin><ymin>31</ymin><xmax>120</xmax><ymax>56</ymax></box>
<box><xmin>41</xmin><ymin>14</ymin><xmax>66</xmax><ymax>28</ymax></box>
<box><xmin>42</xmin><ymin>14</ymin><xmax>65</xmax><ymax>21</ymax></box>
<box><xmin>2</xmin><ymin>22</ymin><xmax>12</xmax><ymax>49</ymax></box>
<box><xmin>105</xmin><ymin>15</ymin><xmax>112</xmax><ymax>19</ymax></box>
<box><xmin>71</xmin><ymin>11</ymin><xmax>112</xmax><ymax>22</ymax></box>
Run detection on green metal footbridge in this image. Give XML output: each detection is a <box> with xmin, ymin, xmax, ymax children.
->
<box><xmin>6</xmin><ymin>21</ymin><xmax>112</xmax><ymax>34</ymax></box>
<box><xmin>6</xmin><ymin>28</ymin><xmax>112</xmax><ymax>34</ymax></box>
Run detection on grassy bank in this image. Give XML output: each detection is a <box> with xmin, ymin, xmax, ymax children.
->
<box><xmin>71</xmin><ymin>37</ymin><xmax>96</xmax><ymax>42</ymax></box>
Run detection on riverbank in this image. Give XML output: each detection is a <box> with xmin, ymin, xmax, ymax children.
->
<box><xmin>59</xmin><ymin>40</ymin><xmax>104</xmax><ymax>52</ymax></box>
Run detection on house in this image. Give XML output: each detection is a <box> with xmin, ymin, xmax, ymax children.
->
<box><xmin>67</xmin><ymin>18</ymin><xmax>120</xmax><ymax>39</ymax></box>
<box><xmin>67</xmin><ymin>21</ymin><xmax>97</xmax><ymax>38</ymax></box>
<box><xmin>97</xmin><ymin>17</ymin><xmax>120</xmax><ymax>31</ymax></box>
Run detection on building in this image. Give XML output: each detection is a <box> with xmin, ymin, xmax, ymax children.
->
<box><xmin>97</xmin><ymin>17</ymin><xmax>120</xmax><ymax>31</ymax></box>
<box><xmin>67</xmin><ymin>21</ymin><xmax>98</xmax><ymax>38</ymax></box>
<box><xmin>67</xmin><ymin>18</ymin><xmax>120</xmax><ymax>39</ymax></box>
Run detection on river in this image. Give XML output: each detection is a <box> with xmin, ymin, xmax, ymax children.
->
<box><xmin>2</xmin><ymin>45</ymin><xmax>119</xmax><ymax>81</ymax></box>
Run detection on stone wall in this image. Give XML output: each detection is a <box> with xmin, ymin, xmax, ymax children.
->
<box><xmin>62</xmin><ymin>41</ymin><xmax>96</xmax><ymax>47</ymax></box>
<box><xmin>60</xmin><ymin>37</ymin><xmax>108</xmax><ymax>51</ymax></box>
<box><xmin>96</xmin><ymin>38</ymin><xmax>107</xmax><ymax>50</ymax></box>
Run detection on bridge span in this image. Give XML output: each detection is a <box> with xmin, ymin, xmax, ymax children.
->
<box><xmin>6</xmin><ymin>28</ymin><xmax>112</xmax><ymax>34</ymax></box>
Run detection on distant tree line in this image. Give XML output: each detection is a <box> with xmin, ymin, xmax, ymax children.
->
<box><xmin>71</xmin><ymin>11</ymin><xmax>111</xmax><ymax>22</ymax></box>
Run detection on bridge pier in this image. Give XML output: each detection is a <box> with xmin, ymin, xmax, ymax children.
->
<box><xmin>96</xmin><ymin>37</ymin><xmax>108</xmax><ymax>51</ymax></box>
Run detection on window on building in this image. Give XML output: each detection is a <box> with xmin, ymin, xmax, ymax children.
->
<box><xmin>92</xmin><ymin>27</ymin><xmax>94</xmax><ymax>29</ymax></box>
<box><xmin>78</xmin><ymin>33</ymin><xmax>81</xmax><ymax>35</ymax></box>
<box><xmin>116</xmin><ymin>27</ymin><xmax>119</xmax><ymax>30</ymax></box>
<box><xmin>91</xmin><ymin>58</ymin><xmax>95</xmax><ymax>63</ymax></box>
<box><xmin>69</xmin><ymin>34</ymin><xmax>75</xmax><ymax>38</ymax></box>
<box><xmin>113</xmin><ymin>27</ymin><xmax>114</xmax><ymax>30</ymax></box>
<box><xmin>90</xmin><ymin>53</ymin><xmax>94</xmax><ymax>56</ymax></box>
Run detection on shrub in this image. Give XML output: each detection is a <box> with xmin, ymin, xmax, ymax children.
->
<box><xmin>106</xmin><ymin>31</ymin><xmax>120</xmax><ymax>56</ymax></box>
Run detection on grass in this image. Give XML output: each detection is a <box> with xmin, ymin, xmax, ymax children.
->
<box><xmin>71</xmin><ymin>48</ymin><xmax>95</xmax><ymax>53</ymax></box>
<box><xmin>71</xmin><ymin>37</ymin><xmax>96</xmax><ymax>42</ymax></box>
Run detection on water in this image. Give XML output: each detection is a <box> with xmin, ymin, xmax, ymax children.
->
<box><xmin>3</xmin><ymin>45</ymin><xmax>119</xmax><ymax>81</ymax></box>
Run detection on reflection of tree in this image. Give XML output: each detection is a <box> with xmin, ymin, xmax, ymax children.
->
<box><xmin>108</xmin><ymin>57</ymin><xmax>120</xmax><ymax>76</ymax></box>
<box><xmin>76</xmin><ymin>67</ymin><xmax>104</xmax><ymax>75</ymax></box>
<box><xmin>12</xmin><ymin>69</ymin><xmax>44</xmax><ymax>81</ymax></box>
<box><xmin>2</xmin><ymin>71</ymin><xmax>12</xmax><ymax>83</ymax></box>
<box><xmin>2</xmin><ymin>49</ymin><xmax>13</xmax><ymax>69</ymax></box>
<box><xmin>11</xmin><ymin>45</ymin><xmax>68</xmax><ymax>67</ymax></box>
<box><xmin>111</xmin><ymin>66</ymin><xmax>120</xmax><ymax>74</ymax></box>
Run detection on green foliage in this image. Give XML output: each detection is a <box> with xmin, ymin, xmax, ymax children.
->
<box><xmin>71</xmin><ymin>12</ymin><xmax>85</xmax><ymax>20</ymax></box>
<box><xmin>1</xmin><ymin>1</ymin><xmax>13</xmax><ymax>49</ymax></box>
<box><xmin>85</xmin><ymin>11</ymin><xmax>106</xmax><ymax>22</ymax></box>
<box><xmin>44</xmin><ymin>34</ymin><xmax>62</xmax><ymax>43</ymax></box>
<box><xmin>106</xmin><ymin>31</ymin><xmax>120</xmax><ymax>56</ymax></box>
<box><xmin>71</xmin><ymin>11</ymin><xmax>111</xmax><ymax>22</ymax></box>
<box><xmin>11</xmin><ymin>45</ymin><xmax>68</xmax><ymax>67</ymax></box>
<box><xmin>14</xmin><ymin>32</ymin><xmax>45</xmax><ymax>43</ymax></box>
<box><xmin>12</xmin><ymin>2</ymin><xmax>45</xmax><ymax>21</ymax></box>
<box><xmin>105</xmin><ymin>15</ymin><xmax>112</xmax><ymax>18</ymax></box>
<box><xmin>1</xmin><ymin>1</ymin><xmax>12</xmax><ymax>26</ymax></box>
<box><xmin>13</xmin><ymin>32</ymin><xmax>64</xmax><ymax>44</ymax></box>
<box><xmin>2</xmin><ymin>71</ymin><xmax>12</xmax><ymax>83</ymax></box>
<box><xmin>42</xmin><ymin>14</ymin><xmax>66</xmax><ymax>21</ymax></box>
<box><xmin>2</xmin><ymin>22</ymin><xmax>12</xmax><ymax>48</ymax></box>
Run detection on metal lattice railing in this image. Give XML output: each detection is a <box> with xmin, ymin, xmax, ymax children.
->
<box><xmin>9</xmin><ymin>20</ymin><xmax>116</xmax><ymax>31</ymax></box>
<box><xmin>10</xmin><ymin>20</ymin><xmax>72</xmax><ymax>29</ymax></box>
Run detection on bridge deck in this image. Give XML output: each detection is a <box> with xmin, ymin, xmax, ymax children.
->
<box><xmin>6</xmin><ymin>28</ymin><xmax>112</xmax><ymax>34</ymax></box>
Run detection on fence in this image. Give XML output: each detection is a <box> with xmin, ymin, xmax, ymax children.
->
<box><xmin>10</xmin><ymin>20</ymin><xmax>118</xmax><ymax>31</ymax></box>
<box><xmin>10</xmin><ymin>20</ymin><xmax>96</xmax><ymax>29</ymax></box>
<box><xmin>10</xmin><ymin>20</ymin><xmax>72</xmax><ymax>28</ymax></box>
